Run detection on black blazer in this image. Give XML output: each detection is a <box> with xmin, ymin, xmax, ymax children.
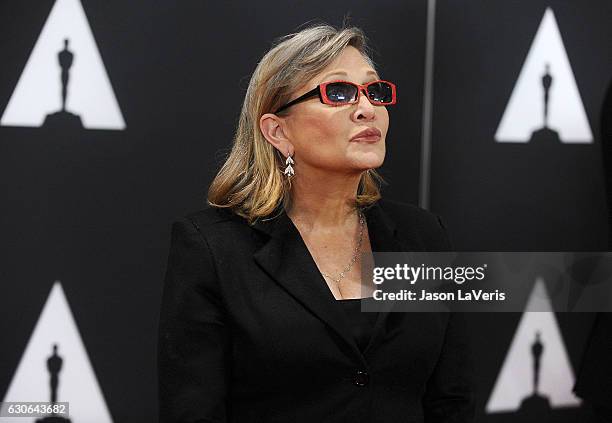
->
<box><xmin>574</xmin><ymin>313</ymin><xmax>612</xmax><ymax>418</ymax></box>
<box><xmin>158</xmin><ymin>198</ymin><xmax>474</xmax><ymax>423</ymax></box>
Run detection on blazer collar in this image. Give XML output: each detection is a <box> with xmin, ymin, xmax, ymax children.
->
<box><xmin>251</xmin><ymin>201</ymin><xmax>410</xmax><ymax>365</ymax></box>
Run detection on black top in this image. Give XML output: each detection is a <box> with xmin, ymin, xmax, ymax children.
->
<box><xmin>336</xmin><ymin>298</ymin><xmax>378</xmax><ymax>352</ymax></box>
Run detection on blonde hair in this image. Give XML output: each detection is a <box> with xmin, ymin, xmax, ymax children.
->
<box><xmin>207</xmin><ymin>23</ymin><xmax>387</xmax><ymax>224</ymax></box>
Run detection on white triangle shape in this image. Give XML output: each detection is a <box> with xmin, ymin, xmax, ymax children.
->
<box><xmin>0</xmin><ymin>281</ymin><xmax>114</xmax><ymax>422</ymax></box>
<box><xmin>0</xmin><ymin>0</ymin><xmax>126</xmax><ymax>130</ymax></box>
<box><xmin>495</xmin><ymin>8</ymin><xmax>592</xmax><ymax>143</ymax></box>
<box><xmin>485</xmin><ymin>277</ymin><xmax>582</xmax><ymax>413</ymax></box>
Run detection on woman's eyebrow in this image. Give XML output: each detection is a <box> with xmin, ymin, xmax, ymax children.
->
<box><xmin>319</xmin><ymin>69</ymin><xmax>380</xmax><ymax>82</ymax></box>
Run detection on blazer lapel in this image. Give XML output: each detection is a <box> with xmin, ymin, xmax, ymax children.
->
<box><xmin>360</xmin><ymin>201</ymin><xmax>408</xmax><ymax>356</ymax></box>
<box><xmin>251</xmin><ymin>201</ymin><xmax>416</xmax><ymax>364</ymax></box>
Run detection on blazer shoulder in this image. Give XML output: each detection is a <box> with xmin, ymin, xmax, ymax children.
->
<box><xmin>175</xmin><ymin>205</ymin><xmax>240</xmax><ymax>233</ymax></box>
<box><xmin>377</xmin><ymin>198</ymin><xmax>452</xmax><ymax>250</ymax></box>
<box><xmin>378</xmin><ymin>198</ymin><xmax>445</xmax><ymax>229</ymax></box>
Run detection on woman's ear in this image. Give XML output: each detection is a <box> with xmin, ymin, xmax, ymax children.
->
<box><xmin>260</xmin><ymin>113</ymin><xmax>294</xmax><ymax>157</ymax></box>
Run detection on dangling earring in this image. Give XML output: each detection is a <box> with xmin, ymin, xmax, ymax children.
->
<box><xmin>284</xmin><ymin>152</ymin><xmax>295</xmax><ymax>178</ymax></box>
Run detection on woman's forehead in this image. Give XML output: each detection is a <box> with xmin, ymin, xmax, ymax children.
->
<box><xmin>288</xmin><ymin>48</ymin><xmax>379</xmax><ymax>99</ymax></box>
<box><xmin>316</xmin><ymin>49</ymin><xmax>377</xmax><ymax>82</ymax></box>
<box><xmin>316</xmin><ymin>69</ymin><xmax>380</xmax><ymax>84</ymax></box>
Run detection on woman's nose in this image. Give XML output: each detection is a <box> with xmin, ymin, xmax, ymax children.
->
<box><xmin>353</xmin><ymin>89</ymin><xmax>376</xmax><ymax>120</ymax></box>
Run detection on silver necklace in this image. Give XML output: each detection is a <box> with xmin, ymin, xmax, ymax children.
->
<box><xmin>320</xmin><ymin>210</ymin><xmax>365</xmax><ymax>287</ymax></box>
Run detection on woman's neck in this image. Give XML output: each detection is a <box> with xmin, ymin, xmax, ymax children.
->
<box><xmin>286</xmin><ymin>171</ymin><xmax>362</xmax><ymax>231</ymax></box>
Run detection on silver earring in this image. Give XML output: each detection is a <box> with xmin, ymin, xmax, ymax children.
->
<box><xmin>284</xmin><ymin>154</ymin><xmax>295</xmax><ymax>178</ymax></box>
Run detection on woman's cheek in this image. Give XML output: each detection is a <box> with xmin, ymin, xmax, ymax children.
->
<box><xmin>304</xmin><ymin>117</ymin><xmax>338</xmax><ymax>143</ymax></box>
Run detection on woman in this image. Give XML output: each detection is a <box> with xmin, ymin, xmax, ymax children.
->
<box><xmin>158</xmin><ymin>24</ymin><xmax>474</xmax><ymax>422</ymax></box>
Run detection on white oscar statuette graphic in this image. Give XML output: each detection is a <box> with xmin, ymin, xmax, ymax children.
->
<box><xmin>0</xmin><ymin>281</ymin><xmax>114</xmax><ymax>423</ymax></box>
<box><xmin>495</xmin><ymin>8</ymin><xmax>592</xmax><ymax>143</ymax></box>
<box><xmin>0</xmin><ymin>0</ymin><xmax>125</xmax><ymax>130</ymax></box>
<box><xmin>486</xmin><ymin>277</ymin><xmax>581</xmax><ymax>414</ymax></box>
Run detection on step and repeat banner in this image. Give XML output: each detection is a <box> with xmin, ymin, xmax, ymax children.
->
<box><xmin>0</xmin><ymin>0</ymin><xmax>609</xmax><ymax>422</ymax></box>
<box><xmin>430</xmin><ymin>1</ymin><xmax>611</xmax><ymax>421</ymax></box>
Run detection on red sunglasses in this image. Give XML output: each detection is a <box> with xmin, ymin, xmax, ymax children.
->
<box><xmin>274</xmin><ymin>79</ymin><xmax>397</xmax><ymax>114</ymax></box>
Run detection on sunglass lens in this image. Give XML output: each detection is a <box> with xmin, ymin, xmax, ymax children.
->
<box><xmin>325</xmin><ymin>82</ymin><xmax>358</xmax><ymax>103</ymax></box>
<box><xmin>367</xmin><ymin>82</ymin><xmax>393</xmax><ymax>103</ymax></box>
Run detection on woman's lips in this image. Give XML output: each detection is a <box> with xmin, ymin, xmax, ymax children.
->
<box><xmin>350</xmin><ymin>127</ymin><xmax>382</xmax><ymax>142</ymax></box>
<box><xmin>351</xmin><ymin>134</ymin><xmax>381</xmax><ymax>142</ymax></box>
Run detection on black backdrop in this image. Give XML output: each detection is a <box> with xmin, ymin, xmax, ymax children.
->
<box><xmin>0</xmin><ymin>1</ymin><xmax>609</xmax><ymax>422</ymax></box>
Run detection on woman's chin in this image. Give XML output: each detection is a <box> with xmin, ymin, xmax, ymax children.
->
<box><xmin>350</xmin><ymin>153</ymin><xmax>385</xmax><ymax>170</ymax></box>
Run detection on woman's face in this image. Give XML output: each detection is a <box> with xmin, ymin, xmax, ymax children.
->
<box><xmin>281</xmin><ymin>46</ymin><xmax>389</xmax><ymax>175</ymax></box>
